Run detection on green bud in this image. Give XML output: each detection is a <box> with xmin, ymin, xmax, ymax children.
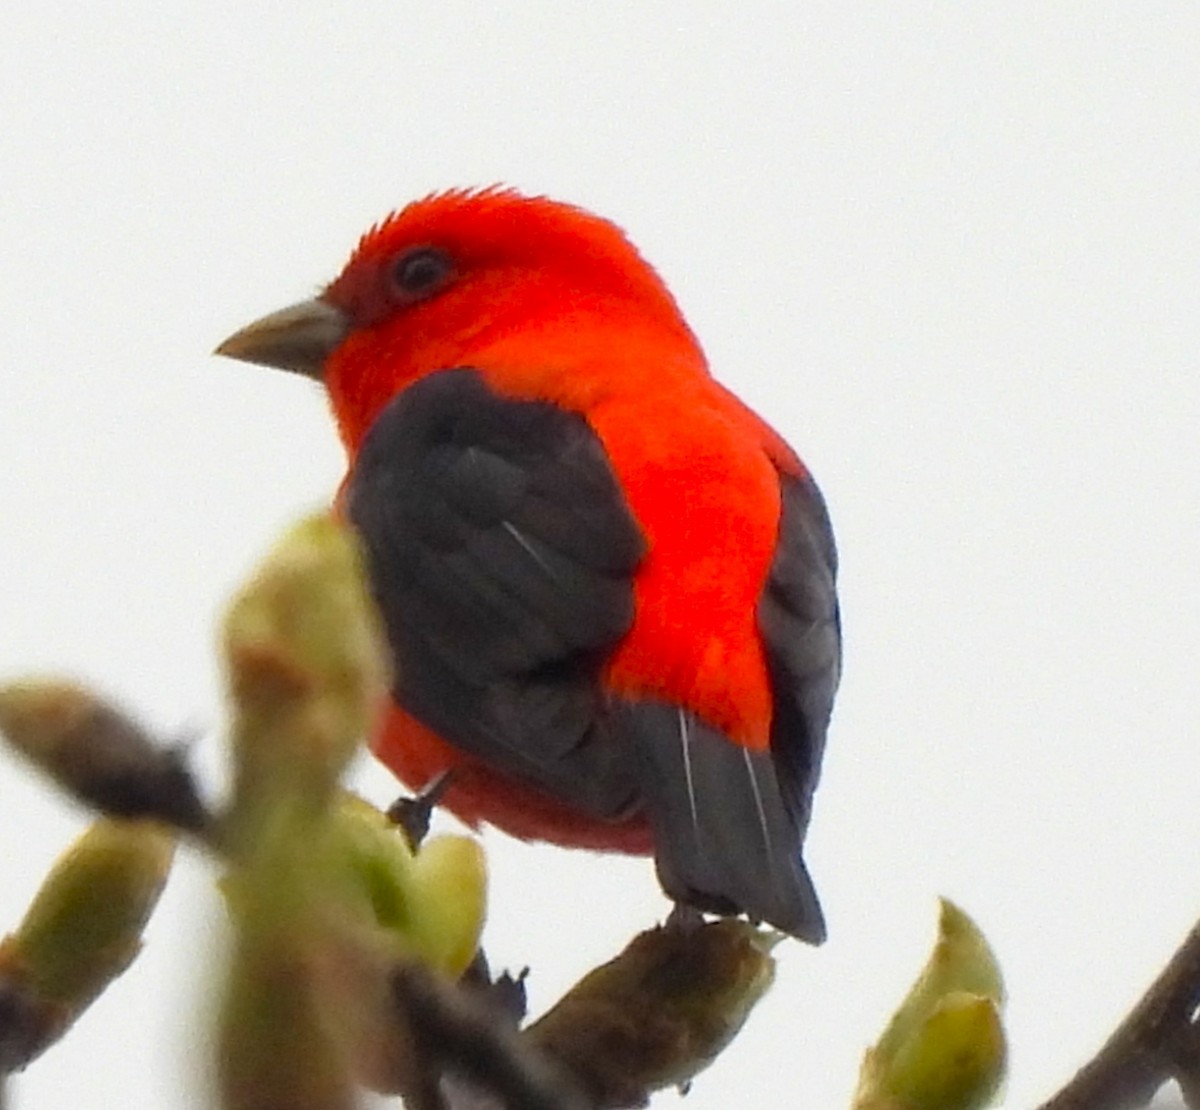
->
<box><xmin>327</xmin><ymin>793</ymin><xmax>486</xmax><ymax>978</ymax></box>
<box><xmin>215</xmin><ymin>791</ymin><xmax>486</xmax><ymax>1100</ymax></box>
<box><xmin>216</xmin><ymin>931</ymin><xmax>357</xmax><ymax>1110</ymax></box>
<box><xmin>881</xmin><ymin>992</ymin><xmax>1005</xmax><ymax>1110</ymax></box>
<box><xmin>221</xmin><ymin>514</ymin><xmax>386</xmax><ymax>822</ymax></box>
<box><xmin>855</xmin><ymin>899</ymin><xmax>1007</xmax><ymax>1110</ymax></box>
<box><xmin>528</xmin><ymin>918</ymin><xmax>779</xmax><ymax>1106</ymax></box>
<box><xmin>0</xmin><ymin>819</ymin><xmax>174</xmax><ymax>1069</ymax></box>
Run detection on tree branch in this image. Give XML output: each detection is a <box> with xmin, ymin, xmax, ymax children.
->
<box><xmin>1039</xmin><ymin>918</ymin><xmax>1200</xmax><ymax>1110</ymax></box>
<box><xmin>391</xmin><ymin>962</ymin><xmax>587</xmax><ymax>1110</ymax></box>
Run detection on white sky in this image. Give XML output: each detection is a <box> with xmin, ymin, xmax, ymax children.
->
<box><xmin>2</xmin><ymin>4</ymin><xmax>1198</xmax><ymax>1108</ymax></box>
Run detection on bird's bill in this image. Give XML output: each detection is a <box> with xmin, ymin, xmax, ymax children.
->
<box><xmin>214</xmin><ymin>298</ymin><xmax>349</xmax><ymax>380</ymax></box>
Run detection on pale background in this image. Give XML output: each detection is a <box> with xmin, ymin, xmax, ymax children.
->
<box><xmin>2</xmin><ymin>4</ymin><xmax>1198</xmax><ymax>1108</ymax></box>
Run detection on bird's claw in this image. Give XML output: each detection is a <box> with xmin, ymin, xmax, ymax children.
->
<box><xmin>386</xmin><ymin>769</ymin><xmax>455</xmax><ymax>851</ymax></box>
<box><xmin>665</xmin><ymin>902</ymin><xmax>706</xmax><ymax>934</ymax></box>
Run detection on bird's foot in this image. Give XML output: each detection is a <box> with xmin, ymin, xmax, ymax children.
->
<box><xmin>386</xmin><ymin>769</ymin><xmax>455</xmax><ymax>851</ymax></box>
<box><xmin>665</xmin><ymin>901</ymin><xmax>706</xmax><ymax>935</ymax></box>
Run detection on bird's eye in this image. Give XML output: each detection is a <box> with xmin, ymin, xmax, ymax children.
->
<box><xmin>390</xmin><ymin>247</ymin><xmax>454</xmax><ymax>301</ymax></box>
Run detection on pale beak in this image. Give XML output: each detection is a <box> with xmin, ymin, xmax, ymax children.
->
<box><xmin>214</xmin><ymin>298</ymin><xmax>349</xmax><ymax>380</ymax></box>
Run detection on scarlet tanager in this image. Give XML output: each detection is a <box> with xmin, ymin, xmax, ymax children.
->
<box><xmin>217</xmin><ymin>189</ymin><xmax>841</xmax><ymax>942</ymax></box>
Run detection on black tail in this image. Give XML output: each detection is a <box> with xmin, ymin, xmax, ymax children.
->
<box><xmin>620</xmin><ymin>701</ymin><xmax>825</xmax><ymax>944</ymax></box>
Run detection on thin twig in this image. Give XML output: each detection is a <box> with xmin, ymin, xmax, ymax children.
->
<box><xmin>1039</xmin><ymin>918</ymin><xmax>1200</xmax><ymax>1110</ymax></box>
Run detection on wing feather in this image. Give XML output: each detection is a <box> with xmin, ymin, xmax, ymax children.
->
<box><xmin>348</xmin><ymin>368</ymin><xmax>646</xmax><ymax>818</ymax></box>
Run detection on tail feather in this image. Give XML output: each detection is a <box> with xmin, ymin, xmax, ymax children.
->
<box><xmin>620</xmin><ymin>701</ymin><xmax>825</xmax><ymax>943</ymax></box>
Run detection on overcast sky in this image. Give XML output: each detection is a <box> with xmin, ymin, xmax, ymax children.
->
<box><xmin>2</xmin><ymin>4</ymin><xmax>1199</xmax><ymax>1108</ymax></box>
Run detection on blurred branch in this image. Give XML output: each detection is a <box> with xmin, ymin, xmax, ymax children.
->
<box><xmin>392</xmin><ymin>962</ymin><xmax>584</xmax><ymax>1110</ymax></box>
<box><xmin>0</xmin><ymin>515</ymin><xmax>784</xmax><ymax>1110</ymax></box>
<box><xmin>1038</xmin><ymin>918</ymin><xmax>1200</xmax><ymax>1110</ymax></box>
<box><xmin>0</xmin><ymin>680</ymin><xmax>212</xmax><ymax>840</ymax></box>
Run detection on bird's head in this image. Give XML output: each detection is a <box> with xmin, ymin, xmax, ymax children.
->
<box><xmin>216</xmin><ymin>188</ymin><xmax>701</xmax><ymax>451</ymax></box>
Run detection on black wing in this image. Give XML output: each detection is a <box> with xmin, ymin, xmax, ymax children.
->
<box><xmin>347</xmin><ymin>368</ymin><xmax>646</xmax><ymax>819</ymax></box>
<box><xmin>759</xmin><ymin>473</ymin><xmax>841</xmax><ymax>839</ymax></box>
<box><xmin>626</xmin><ymin>472</ymin><xmax>840</xmax><ymax>943</ymax></box>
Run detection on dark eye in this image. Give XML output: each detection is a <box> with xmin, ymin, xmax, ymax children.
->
<box><xmin>391</xmin><ymin>246</ymin><xmax>454</xmax><ymax>300</ymax></box>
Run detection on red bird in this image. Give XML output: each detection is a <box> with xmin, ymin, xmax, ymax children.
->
<box><xmin>217</xmin><ymin>188</ymin><xmax>840</xmax><ymax>942</ymax></box>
